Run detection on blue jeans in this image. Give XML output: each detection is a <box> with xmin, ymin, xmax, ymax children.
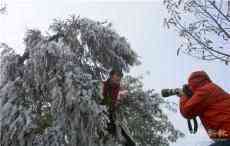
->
<box><xmin>209</xmin><ymin>140</ymin><xmax>230</xmax><ymax>146</ymax></box>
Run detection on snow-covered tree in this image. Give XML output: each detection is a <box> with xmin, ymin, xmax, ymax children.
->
<box><xmin>0</xmin><ymin>15</ymin><xmax>183</xmax><ymax>146</ymax></box>
<box><xmin>120</xmin><ymin>76</ymin><xmax>184</xmax><ymax>146</ymax></box>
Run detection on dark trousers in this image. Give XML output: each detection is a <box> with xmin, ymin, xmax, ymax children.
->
<box><xmin>209</xmin><ymin>140</ymin><xmax>230</xmax><ymax>146</ymax></box>
<box><xmin>108</xmin><ymin>109</ymin><xmax>116</xmax><ymax>134</ymax></box>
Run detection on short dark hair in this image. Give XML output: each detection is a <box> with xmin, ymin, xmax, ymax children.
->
<box><xmin>109</xmin><ymin>69</ymin><xmax>123</xmax><ymax>78</ymax></box>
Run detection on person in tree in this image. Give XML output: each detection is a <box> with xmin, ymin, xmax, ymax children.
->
<box><xmin>178</xmin><ymin>71</ymin><xmax>230</xmax><ymax>146</ymax></box>
<box><xmin>98</xmin><ymin>68</ymin><xmax>137</xmax><ymax>146</ymax></box>
<box><xmin>102</xmin><ymin>69</ymin><xmax>127</xmax><ymax>110</ymax></box>
<box><xmin>101</xmin><ymin>69</ymin><xmax>127</xmax><ymax>133</ymax></box>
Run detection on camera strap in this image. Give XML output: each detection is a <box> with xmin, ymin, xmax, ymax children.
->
<box><xmin>187</xmin><ymin>117</ymin><xmax>198</xmax><ymax>134</ymax></box>
<box><xmin>182</xmin><ymin>84</ymin><xmax>198</xmax><ymax>134</ymax></box>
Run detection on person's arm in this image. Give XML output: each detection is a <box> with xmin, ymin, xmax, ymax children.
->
<box><xmin>112</xmin><ymin>85</ymin><xmax>128</xmax><ymax>109</ymax></box>
<box><xmin>180</xmin><ymin>87</ymin><xmax>209</xmax><ymax>119</ymax></box>
<box><xmin>99</xmin><ymin>82</ymin><xmax>104</xmax><ymax>100</ymax></box>
<box><xmin>117</xmin><ymin>83</ymin><xmax>128</xmax><ymax>105</ymax></box>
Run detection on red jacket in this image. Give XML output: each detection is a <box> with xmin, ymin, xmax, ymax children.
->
<box><xmin>180</xmin><ymin>71</ymin><xmax>230</xmax><ymax>139</ymax></box>
<box><xmin>102</xmin><ymin>80</ymin><xmax>120</xmax><ymax>109</ymax></box>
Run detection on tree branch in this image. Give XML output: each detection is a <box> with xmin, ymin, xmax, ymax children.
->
<box><xmin>174</xmin><ymin>16</ymin><xmax>230</xmax><ymax>60</ymax></box>
<box><xmin>227</xmin><ymin>0</ymin><xmax>230</xmax><ymax>16</ymax></box>
<box><xmin>208</xmin><ymin>0</ymin><xmax>230</xmax><ymax>23</ymax></box>
<box><xmin>0</xmin><ymin>0</ymin><xmax>6</xmax><ymax>14</ymax></box>
<box><xmin>194</xmin><ymin>1</ymin><xmax>230</xmax><ymax>38</ymax></box>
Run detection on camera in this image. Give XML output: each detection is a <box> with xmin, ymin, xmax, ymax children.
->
<box><xmin>161</xmin><ymin>85</ymin><xmax>197</xmax><ymax>134</ymax></box>
<box><xmin>161</xmin><ymin>88</ymin><xmax>181</xmax><ymax>97</ymax></box>
<box><xmin>161</xmin><ymin>84</ymin><xmax>193</xmax><ymax>98</ymax></box>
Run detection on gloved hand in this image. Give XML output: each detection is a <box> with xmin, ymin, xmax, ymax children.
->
<box><xmin>182</xmin><ymin>84</ymin><xmax>193</xmax><ymax>98</ymax></box>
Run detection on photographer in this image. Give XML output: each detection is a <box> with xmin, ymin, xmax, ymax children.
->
<box><xmin>179</xmin><ymin>71</ymin><xmax>230</xmax><ymax>146</ymax></box>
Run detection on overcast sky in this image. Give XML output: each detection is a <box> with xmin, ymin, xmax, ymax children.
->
<box><xmin>1</xmin><ymin>0</ymin><xmax>230</xmax><ymax>145</ymax></box>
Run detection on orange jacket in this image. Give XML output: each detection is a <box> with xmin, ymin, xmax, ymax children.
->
<box><xmin>180</xmin><ymin>71</ymin><xmax>230</xmax><ymax>139</ymax></box>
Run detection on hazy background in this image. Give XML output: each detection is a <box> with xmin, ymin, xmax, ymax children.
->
<box><xmin>1</xmin><ymin>0</ymin><xmax>230</xmax><ymax>145</ymax></box>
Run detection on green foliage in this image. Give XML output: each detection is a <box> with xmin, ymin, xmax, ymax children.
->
<box><xmin>33</xmin><ymin>113</ymin><xmax>53</xmax><ymax>134</ymax></box>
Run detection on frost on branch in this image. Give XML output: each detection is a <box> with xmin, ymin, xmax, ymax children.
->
<box><xmin>0</xmin><ymin>16</ymin><xmax>182</xmax><ymax>146</ymax></box>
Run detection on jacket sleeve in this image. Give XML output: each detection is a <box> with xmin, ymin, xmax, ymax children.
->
<box><xmin>99</xmin><ymin>82</ymin><xmax>104</xmax><ymax>100</ymax></box>
<box><xmin>180</xmin><ymin>87</ymin><xmax>210</xmax><ymax>119</ymax></box>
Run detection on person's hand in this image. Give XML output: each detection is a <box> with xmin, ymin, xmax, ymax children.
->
<box><xmin>182</xmin><ymin>84</ymin><xmax>193</xmax><ymax>97</ymax></box>
<box><xmin>118</xmin><ymin>90</ymin><xmax>128</xmax><ymax>101</ymax></box>
<box><xmin>119</xmin><ymin>90</ymin><xmax>128</xmax><ymax>98</ymax></box>
<box><xmin>116</xmin><ymin>90</ymin><xmax>128</xmax><ymax>106</ymax></box>
<box><xmin>177</xmin><ymin>89</ymin><xmax>184</xmax><ymax>97</ymax></box>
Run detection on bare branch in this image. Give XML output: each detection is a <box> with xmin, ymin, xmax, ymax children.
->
<box><xmin>175</xmin><ymin>15</ymin><xmax>230</xmax><ymax>61</ymax></box>
<box><xmin>208</xmin><ymin>0</ymin><xmax>230</xmax><ymax>23</ymax></box>
<box><xmin>193</xmin><ymin>1</ymin><xmax>230</xmax><ymax>39</ymax></box>
<box><xmin>0</xmin><ymin>0</ymin><xmax>6</xmax><ymax>14</ymax></box>
<box><xmin>164</xmin><ymin>0</ymin><xmax>230</xmax><ymax>64</ymax></box>
<box><xmin>227</xmin><ymin>0</ymin><xmax>230</xmax><ymax>16</ymax></box>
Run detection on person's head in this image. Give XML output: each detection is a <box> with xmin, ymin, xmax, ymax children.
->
<box><xmin>109</xmin><ymin>69</ymin><xmax>123</xmax><ymax>85</ymax></box>
<box><xmin>188</xmin><ymin>70</ymin><xmax>211</xmax><ymax>92</ymax></box>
